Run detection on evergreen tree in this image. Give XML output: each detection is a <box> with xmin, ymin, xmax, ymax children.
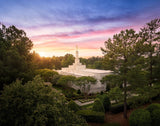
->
<box><xmin>101</xmin><ymin>29</ymin><xmax>143</xmax><ymax>118</ymax></box>
<box><xmin>139</xmin><ymin>19</ymin><xmax>160</xmax><ymax>86</ymax></box>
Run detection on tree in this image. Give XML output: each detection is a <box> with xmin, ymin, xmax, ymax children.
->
<box><xmin>0</xmin><ymin>76</ymin><xmax>87</xmax><ymax>126</ymax></box>
<box><xmin>101</xmin><ymin>75</ymin><xmax>122</xmax><ymax>91</ymax></box>
<box><xmin>76</xmin><ymin>76</ymin><xmax>97</xmax><ymax>94</ymax></box>
<box><xmin>0</xmin><ymin>24</ymin><xmax>33</xmax><ymax>89</ymax></box>
<box><xmin>153</xmin><ymin>54</ymin><xmax>160</xmax><ymax>84</ymax></box>
<box><xmin>57</xmin><ymin>75</ymin><xmax>76</xmax><ymax>88</ymax></box>
<box><xmin>61</xmin><ymin>54</ymin><xmax>75</xmax><ymax>67</ymax></box>
<box><xmin>108</xmin><ymin>87</ymin><xmax>123</xmax><ymax>103</ymax></box>
<box><xmin>139</xmin><ymin>19</ymin><xmax>160</xmax><ymax>86</ymax></box>
<box><xmin>80</xmin><ymin>56</ymin><xmax>103</xmax><ymax>69</ymax></box>
<box><xmin>35</xmin><ymin>69</ymin><xmax>59</xmax><ymax>82</ymax></box>
<box><xmin>51</xmin><ymin>56</ymin><xmax>62</xmax><ymax>70</ymax></box>
<box><xmin>101</xmin><ymin>29</ymin><xmax>142</xmax><ymax>118</ymax></box>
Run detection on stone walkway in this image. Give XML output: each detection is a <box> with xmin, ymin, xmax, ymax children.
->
<box><xmin>74</xmin><ymin>99</ymin><xmax>116</xmax><ymax>106</ymax></box>
<box><xmin>74</xmin><ymin>100</ymin><xmax>94</xmax><ymax>106</ymax></box>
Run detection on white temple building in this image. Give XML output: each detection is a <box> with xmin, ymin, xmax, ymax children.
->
<box><xmin>57</xmin><ymin>46</ymin><xmax>112</xmax><ymax>93</ymax></box>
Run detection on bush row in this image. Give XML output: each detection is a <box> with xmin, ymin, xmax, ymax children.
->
<box><xmin>110</xmin><ymin>102</ymin><xmax>124</xmax><ymax>114</ymax></box>
<box><xmin>110</xmin><ymin>94</ymin><xmax>159</xmax><ymax>114</ymax></box>
<box><xmin>76</xmin><ymin>110</ymin><xmax>105</xmax><ymax>123</ymax></box>
<box><xmin>129</xmin><ymin>103</ymin><xmax>160</xmax><ymax>126</ymax></box>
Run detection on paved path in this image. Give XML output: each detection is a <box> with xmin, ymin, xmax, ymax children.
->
<box><xmin>74</xmin><ymin>100</ymin><xmax>94</xmax><ymax>106</ymax></box>
<box><xmin>74</xmin><ymin>99</ymin><xmax>116</xmax><ymax>106</ymax></box>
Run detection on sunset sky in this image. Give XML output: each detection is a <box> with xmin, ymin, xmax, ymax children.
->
<box><xmin>0</xmin><ymin>0</ymin><xmax>160</xmax><ymax>57</ymax></box>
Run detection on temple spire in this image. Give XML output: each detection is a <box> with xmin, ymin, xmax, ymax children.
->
<box><xmin>75</xmin><ymin>45</ymin><xmax>79</xmax><ymax>64</ymax></box>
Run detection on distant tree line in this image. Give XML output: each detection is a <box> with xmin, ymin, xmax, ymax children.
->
<box><xmin>32</xmin><ymin>53</ymin><xmax>104</xmax><ymax>70</ymax></box>
<box><xmin>0</xmin><ymin>22</ymin><xmax>102</xmax><ymax>90</ymax></box>
<box><xmin>80</xmin><ymin>57</ymin><xmax>104</xmax><ymax>69</ymax></box>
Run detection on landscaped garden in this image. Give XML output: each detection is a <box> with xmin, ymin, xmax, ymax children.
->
<box><xmin>0</xmin><ymin>16</ymin><xmax>160</xmax><ymax>126</ymax></box>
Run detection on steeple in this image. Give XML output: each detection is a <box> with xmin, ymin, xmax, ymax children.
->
<box><xmin>75</xmin><ymin>45</ymin><xmax>80</xmax><ymax>64</ymax></box>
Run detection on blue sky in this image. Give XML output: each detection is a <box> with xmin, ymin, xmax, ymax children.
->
<box><xmin>0</xmin><ymin>0</ymin><xmax>160</xmax><ymax>57</ymax></box>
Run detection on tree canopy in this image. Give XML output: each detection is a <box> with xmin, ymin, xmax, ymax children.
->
<box><xmin>0</xmin><ymin>76</ymin><xmax>87</xmax><ymax>126</ymax></box>
<box><xmin>57</xmin><ymin>75</ymin><xmax>76</xmax><ymax>88</ymax></box>
<box><xmin>0</xmin><ymin>24</ymin><xmax>33</xmax><ymax>89</ymax></box>
<box><xmin>61</xmin><ymin>54</ymin><xmax>75</xmax><ymax>67</ymax></box>
<box><xmin>76</xmin><ymin>76</ymin><xmax>97</xmax><ymax>93</ymax></box>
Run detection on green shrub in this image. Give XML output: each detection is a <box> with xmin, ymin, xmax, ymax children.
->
<box><xmin>146</xmin><ymin>103</ymin><xmax>160</xmax><ymax>126</ymax></box>
<box><xmin>110</xmin><ymin>102</ymin><xmax>124</xmax><ymax>113</ymax></box>
<box><xmin>76</xmin><ymin>110</ymin><xmax>105</xmax><ymax>123</ymax></box>
<box><xmin>129</xmin><ymin>109</ymin><xmax>151</xmax><ymax>126</ymax></box>
<box><xmin>146</xmin><ymin>103</ymin><xmax>160</xmax><ymax>114</ymax></box>
<box><xmin>103</xmin><ymin>95</ymin><xmax>111</xmax><ymax>112</ymax></box>
<box><xmin>96</xmin><ymin>94</ymin><xmax>104</xmax><ymax>101</ymax></box>
<box><xmin>77</xmin><ymin>89</ymin><xmax>81</xmax><ymax>94</ymax></box>
<box><xmin>92</xmin><ymin>98</ymin><xmax>105</xmax><ymax>113</ymax></box>
<box><xmin>151</xmin><ymin>109</ymin><xmax>160</xmax><ymax>126</ymax></box>
<box><xmin>68</xmin><ymin>100</ymin><xmax>80</xmax><ymax>112</ymax></box>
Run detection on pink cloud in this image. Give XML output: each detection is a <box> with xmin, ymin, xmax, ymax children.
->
<box><xmin>31</xmin><ymin>25</ymin><xmax>141</xmax><ymax>57</ymax></box>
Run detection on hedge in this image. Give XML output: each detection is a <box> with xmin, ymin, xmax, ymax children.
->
<box><xmin>103</xmin><ymin>95</ymin><xmax>111</xmax><ymax>112</ymax></box>
<box><xmin>146</xmin><ymin>103</ymin><xmax>160</xmax><ymax>114</ymax></box>
<box><xmin>68</xmin><ymin>100</ymin><xmax>80</xmax><ymax>112</ymax></box>
<box><xmin>92</xmin><ymin>98</ymin><xmax>105</xmax><ymax>113</ymax></box>
<box><xmin>129</xmin><ymin>109</ymin><xmax>151</xmax><ymax>126</ymax></box>
<box><xmin>76</xmin><ymin>110</ymin><xmax>105</xmax><ymax>123</ymax></box>
<box><xmin>110</xmin><ymin>102</ymin><xmax>124</xmax><ymax>114</ymax></box>
<box><xmin>110</xmin><ymin>96</ymin><xmax>154</xmax><ymax>114</ymax></box>
<box><xmin>146</xmin><ymin>103</ymin><xmax>160</xmax><ymax>126</ymax></box>
<box><xmin>151</xmin><ymin>109</ymin><xmax>160</xmax><ymax>126</ymax></box>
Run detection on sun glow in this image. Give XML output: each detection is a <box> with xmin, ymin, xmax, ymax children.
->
<box><xmin>37</xmin><ymin>52</ymin><xmax>49</xmax><ymax>57</ymax></box>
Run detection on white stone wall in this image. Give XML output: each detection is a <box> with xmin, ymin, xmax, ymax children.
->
<box><xmin>56</xmin><ymin>48</ymin><xmax>112</xmax><ymax>93</ymax></box>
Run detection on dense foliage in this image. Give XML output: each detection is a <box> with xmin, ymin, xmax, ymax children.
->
<box><xmin>0</xmin><ymin>76</ymin><xmax>87</xmax><ymax>126</ymax></box>
<box><xmin>68</xmin><ymin>100</ymin><xmax>80</xmax><ymax>112</ymax></box>
<box><xmin>61</xmin><ymin>54</ymin><xmax>75</xmax><ymax>67</ymax></box>
<box><xmin>57</xmin><ymin>75</ymin><xmax>76</xmax><ymax>88</ymax></box>
<box><xmin>32</xmin><ymin>53</ymin><xmax>104</xmax><ymax>70</ymax></box>
<box><xmin>80</xmin><ymin>56</ymin><xmax>104</xmax><ymax>69</ymax></box>
<box><xmin>102</xmin><ymin>95</ymin><xmax>111</xmax><ymax>112</ymax></box>
<box><xmin>76</xmin><ymin>76</ymin><xmax>97</xmax><ymax>94</ymax></box>
<box><xmin>77</xmin><ymin>110</ymin><xmax>105</xmax><ymax>123</ymax></box>
<box><xmin>101</xmin><ymin>19</ymin><xmax>160</xmax><ymax>118</ymax></box>
<box><xmin>92</xmin><ymin>98</ymin><xmax>105</xmax><ymax>113</ymax></box>
<box><xmin>0</xmin><ymin>24</ymin><xmax>33</xmax><ymax>89</ymax></box>
<box><xmin>35</xmin><ymin>69</ymin><xmax>59</xmax><ymax>82</ymax></box>
<box><xmin>151</xmin><ymin>109</ymin><xmax>160</xmax><ymax>126</ymax></box>
<box><xmin>129</xmin><ymin>109</ymin><xmax>151</xmax><ymax>126</ymax></box>
<box><xmin>146</xmin><ymin>103</ymin><xmax>160</xmax><ymax>126</ymax></box>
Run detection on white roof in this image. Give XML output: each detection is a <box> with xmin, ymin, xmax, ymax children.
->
<box><xmin>84</xmin><ymin>69</ymin><xmax>112</xmax><ymax>74</ymax></box>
